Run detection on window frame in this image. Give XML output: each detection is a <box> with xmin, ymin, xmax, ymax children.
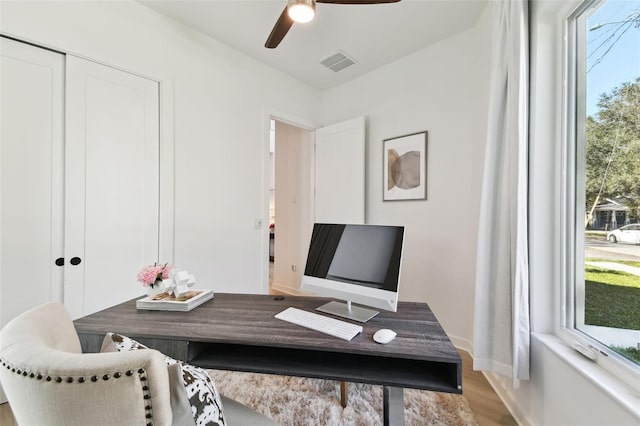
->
<box><xmin>560</xmin><ymin>0</ymin><xmax>640</xmax><ymax>392</ymax></box>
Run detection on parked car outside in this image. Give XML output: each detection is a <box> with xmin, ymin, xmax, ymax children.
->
<box><xmin>607</xmin><ymin>224</ymin><xmax>640</xmax><ymax>244</ymax></box>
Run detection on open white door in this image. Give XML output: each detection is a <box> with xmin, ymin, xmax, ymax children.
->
<box><xmin>314</xmin><ymin>117</ymin><xmax>365</xmax><ymax>224</ymax></box>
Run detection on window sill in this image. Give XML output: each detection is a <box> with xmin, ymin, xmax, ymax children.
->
<box><xmin>533</xmin><ymin>333</ymin><xmax>640</xmax><ymax>419</ymax></box>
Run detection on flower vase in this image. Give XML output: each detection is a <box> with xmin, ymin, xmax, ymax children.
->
<box><xmin>146</xmin><ymin>280</ymin><xmax>163</xmax><ymax>297</ymax></box>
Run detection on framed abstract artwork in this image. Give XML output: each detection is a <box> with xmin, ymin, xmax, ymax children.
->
<box><xmin>383</xmin><ymin>131</ymin><xmax>427</xmax><ymax>201</ymax></box>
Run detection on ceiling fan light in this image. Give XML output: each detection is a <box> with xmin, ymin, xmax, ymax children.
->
<box><xmin>288</xmin><ymin>0</ymin><xmax>315</xmax><ymax>23</ymax></box>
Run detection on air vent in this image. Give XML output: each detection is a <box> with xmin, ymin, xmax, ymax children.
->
<box><xmin>320</xmin><ymin>51</ymin><xmax>357</xmax><ymax>72</ymax></box>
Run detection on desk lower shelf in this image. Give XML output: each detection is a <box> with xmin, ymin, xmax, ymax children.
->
<box><xmin>189</xmin><ymin>342</ymin><xmax>461</xmax><ymax>394</ymax></box>
<box><xmin>79</xmin><ymin>332</ymin><xmax>460</xmax><ymax>394</ymax></box>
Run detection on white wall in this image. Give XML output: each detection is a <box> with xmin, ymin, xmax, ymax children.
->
<box><xmin>320</xmin><ymin>9</ymin><xmax>492</xmax><ymax>347</ymax></box>
<box><xmin>0</xmin><ymin>0</ymin><xmax>321</xmax><ymax>294</ymax></box>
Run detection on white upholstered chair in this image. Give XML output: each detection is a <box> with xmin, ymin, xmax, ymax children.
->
<box><xmin>0</xmin><ymin>302</ymin><xmax>278</xmax><ymax>426</ymax></box>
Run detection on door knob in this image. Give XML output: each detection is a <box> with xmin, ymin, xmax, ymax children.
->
<box><xmin>55</xmin><ymin>257</ymin><xmax>64</xmax><ymax>266</ymax></box>
<box><xmin>70</xmin><ymin>257</ymin><xmax>82</xmax><ymax>266</ymax></box>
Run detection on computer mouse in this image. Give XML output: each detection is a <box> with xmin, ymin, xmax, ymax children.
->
<box><xmin>373</xmin><ymin>329</ymin><xmax>397</xmax><ymax>344</ymax></box>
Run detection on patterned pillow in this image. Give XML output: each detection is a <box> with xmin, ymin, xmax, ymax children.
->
<box><xmin>101</xmin><ymin>332</ymin><xmax>226</xmax><ymax>426</ymax></box>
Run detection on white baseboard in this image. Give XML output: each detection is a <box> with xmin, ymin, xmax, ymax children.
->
<box><xmin>449</xmin><ymin>334</ymin><xmax>473</xmax><ymax>354</ymax></box>
<box><xmin>457</xmin><ymin>346</ymin><xmax>531</xmax><ymax>426</ymax></box>
<box><xmin>270</xmin><ymin>283</ymin><xmax>308</xmax><ymax>296</ymax></box>
<box><xmin>481</xmin><ymin>371</ymin><xmax>533</xmax><ymax>426</ymax></box>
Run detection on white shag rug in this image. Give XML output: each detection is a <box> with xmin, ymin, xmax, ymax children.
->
<box><xmin>209</xmin><ymin>370</ymin><xmax>478</xmax><ymax>426</ymax></box>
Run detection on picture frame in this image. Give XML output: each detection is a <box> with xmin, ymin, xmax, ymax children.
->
<box><xmin>383</xmin><ymin>131</ymin><xmax>428</xmax><ymax>201</ymax></box>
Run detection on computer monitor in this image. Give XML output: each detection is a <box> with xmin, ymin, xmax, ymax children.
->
<box><xmin>301</xmin><ymin>223</ymin><xmax>404</xmax><ymax>323</ymax></box>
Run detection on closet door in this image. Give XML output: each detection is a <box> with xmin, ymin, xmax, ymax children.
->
<box><xmin>0</xmin><ymin>38</ymin><xmax>65</xmax><ymax>326</ymax></box>
<box><xmin>65</xmin><ymin>56</ymin><xmax>160</xmax><ymax>318</ymax></box>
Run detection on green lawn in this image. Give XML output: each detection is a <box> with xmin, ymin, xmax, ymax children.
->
<box><xmin>584</xmin><ymin>263</ymin><xmax>640</xmax><ymax>366</ymax></box>
<box><xmin>585</xmin><ymin>263</ymin><xmax>640</xmax><ymax>329</ymax></box>
<box><xmin>584</xmin><ymin>279</ymin><xmax>640</xmax><ymax>330</ymax></box>
<box><xmin>584</xmin><ymin>259</ymin><xmax>640</xmax><ymax>330</ymax></box>
<box><xmin>584</xmin><ymin>265</ymin><xmax>640</xmax><ymax>288</ymax></box>
<box><xmin>616</xmin><ymin>260</ymin><xmax>640</xmax><ymax>268</ymax></box>
<box><xmin>611</xmin><ymin>346</ymin><xmax>640</xmax><ymax>363</ymax></box>
<box><xmin>584</xmin><ymin>261</ymin><xmax>640</xmax><ymax>364</ymax></box>
<box><xmin>586</xmin><ymin>258</ymin><xmax>640</xmax><ymax>270</ymax></box>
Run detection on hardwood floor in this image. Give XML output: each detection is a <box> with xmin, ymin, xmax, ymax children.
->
<box><xmin>0</xmin><ymin>401</ymin><xmax>17</xmax><ymax>426</ymax></box>
<box><xmin>460</xmin><ymin>350</ymin><xmax>518</xmax><ymax>425</ymax></box>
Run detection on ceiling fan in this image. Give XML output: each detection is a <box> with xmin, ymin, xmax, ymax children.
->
<box><xmin>265</xmin><ymin>0</ymin><xmax>401</xmax><ymax>49</ymax></box>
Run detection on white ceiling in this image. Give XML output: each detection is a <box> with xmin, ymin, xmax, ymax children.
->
<box><xmin>139</xmin><ymin>0</ymin><xmax>487</xmax><ymax>90</ymax></box>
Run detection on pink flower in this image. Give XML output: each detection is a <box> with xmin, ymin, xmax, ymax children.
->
<box><xmin>161</xmin><ymin>264</ymin><xmax>173</xmax><ymax>279</ymax></box>
<box><xmin>137</xmin><ymin>263</ymin><xmax>172</xmax><ymax>287</ymax></box>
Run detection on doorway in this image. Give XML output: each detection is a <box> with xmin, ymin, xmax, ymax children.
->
<box><xmin>269</xmin><ymin>119</ymin><xmax>314</xmax><ymax>294</ymax></box>
<box><xmin>266</xmin><ymin>115</ymin><xmax>365</xmax><ymax>294</ymax></box>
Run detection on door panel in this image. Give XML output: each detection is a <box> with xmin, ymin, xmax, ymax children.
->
<box><xmin>65</xmin><ymin>56</ymin><xmax>160</xmax><ymax>318</ymax></box>
<box><xmin>0</xmin><ymin>38</ymin><xmax>64</xmax><ymax>326</ymax></box>
<box><xmin>314</xmin><ymin>117</ymin><xmax>365</xmax><ymax>224</ymax></box>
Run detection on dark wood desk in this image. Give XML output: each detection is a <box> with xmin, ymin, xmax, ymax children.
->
<box><xmin>74</xmin><ymin>293</ymin><xmax>462</xmax><ymax>425</ymax></box>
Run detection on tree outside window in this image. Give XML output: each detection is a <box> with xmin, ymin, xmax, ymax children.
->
<box><xmin>577</xmin><ymin>0</ymin><xmax>640</xmax><ymax>368</ymax></box>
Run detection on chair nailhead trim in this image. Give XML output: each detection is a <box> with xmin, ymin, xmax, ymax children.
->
<box><xmin>138</xmin><ymin>367</ymin><xmax>152</xmax><ymax>423</ymax></box>
<box><xmin>0</xmin><ymin>356</ymin><xmax>153</xmax><ymax>423</ymax></box>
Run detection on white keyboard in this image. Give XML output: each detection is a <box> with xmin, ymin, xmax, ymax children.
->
<box><xmin>275</xmin><ymin>307</ymin><xmax>363</xmax><ymax>341</ymax></box>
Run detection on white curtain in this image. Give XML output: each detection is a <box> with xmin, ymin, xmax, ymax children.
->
<box><xmin>473</xmin><ymin>0</ymin><xmax>530</xmax><ymax>385</ymax></box>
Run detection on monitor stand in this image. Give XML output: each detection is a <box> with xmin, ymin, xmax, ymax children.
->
<box><xmin>316</xmin><ymin>301</ymin><xmax>379</xmax><ymax>323</ymax></box>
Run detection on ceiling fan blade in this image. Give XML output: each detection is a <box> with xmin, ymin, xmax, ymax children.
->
<box><xmin>265</xmin><ymin>6</ymin><xmax>294</xmax><ymax>49</ymax></box>
<box><xmin>316</xmin><ymin>0</ymin><xmax>401</xmax><ymax>4</ymax></box>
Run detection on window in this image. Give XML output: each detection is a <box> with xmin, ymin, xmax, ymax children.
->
<box><xmin>565</xmin><ymin>0</ymin><xmax>640</xmax><ymax>388</ymax></box>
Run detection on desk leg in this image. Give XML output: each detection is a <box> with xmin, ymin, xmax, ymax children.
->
<box><xmin>340</xmin><ymin>382</ymin><xmax>348</xmax><ymax>408</ymax></box>
<box><xmin>383</xmin><ymin>386</ymin><xmax>403</xmax><ymax>426</ymax></box>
